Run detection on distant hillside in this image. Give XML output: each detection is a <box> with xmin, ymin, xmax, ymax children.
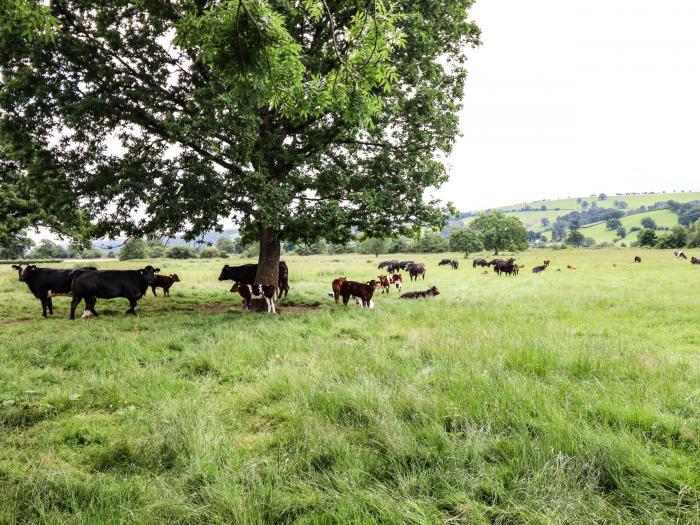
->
<box><xmin>93</xmin><ymin>229</ymin><xmax>238</xmax><ymax>253</ymax></box>
<box><xmin>449</xmin><ymin>191</ymin><xmax>700</xmax><ymax>245</ymax></box>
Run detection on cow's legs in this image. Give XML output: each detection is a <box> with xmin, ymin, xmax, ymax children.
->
<box><xmin>47</xmin><ymin>297</ymin><xmax>54</xmax><ymax>315</ymax></box>
<box><xmin>126</xmin><ymin>298</ymin><xmax>138</xmax><ymax>314</ymax></box>
<box><xmin>85</xmin><ymin>297</ymin><xmax>99</xmax><ymax>318</ymax></box>
<box><xmin>69</xmin><ymin>296</ymin><xmax>82</xmax><ymax>320</ymax></box>
<box><xmin>40</xmin><ymin>295</ymin><xmax>49</xmax><ymax>317</ymax></box>
<box><xmin>151</xmin><ymin>285</ymin><xmax>157</xmax><ymax>296</ymax></box>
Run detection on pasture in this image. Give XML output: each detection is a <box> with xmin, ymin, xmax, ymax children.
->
<box><xmin>1</xmin><ymin>250</ymin><xmax>700</xmax><ymax>524</ymax></box>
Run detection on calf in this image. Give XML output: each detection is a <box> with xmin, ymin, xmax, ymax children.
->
<box><xmin>12</xmin><ymin>264</ymin><xmax>96</xmax><ymax>317</ymax></box>
<box><xmin>675</xmin><ymin>251</ymin><xmax>688</xmax><ymax>259</ymax></box>
<box><xmin>634</xmin><ymin>256</ymin><xmax>642</xmax><ymax>263</ymax></box>
<box><xmin>340</xmin><ymin>280</ymin><xmax>377</xmax><ymax>308</ymax></box>
<box><xmin>69</xmin><ymin>266</ymin><xmax>159</xmax><ymax>319</ymax></box>
<box><xmin>151</xmin><ymin>274</ymin><xmax>180</xmax><ymax>296</ymax></box>
<box><xmin>376</xmin><ymin>274</ymin><xmax>391</xmax><ymax>294</ymax></box>
<box><xmin>218</xmin><ymin>262</ymin><xmax>289</xmax><ymax>298</ymax></box>
<box><xmin>400</xmin><ymin>286</ymin><xmax>440</xmax><ymax>299</ymax></box>
<box><xmin>230</xmin><ymin>282</ymin><xmax>277</xmax><ymax>314</ymax></box>
<box><xmin>390</xmin><ymin>273</ymin><xmax>403</xmax><ymax>291</ymax></box>
<box><xmin>330</xmin><ymin>276</ymin><xmax>347</xmax><ymax>303</ymax></box>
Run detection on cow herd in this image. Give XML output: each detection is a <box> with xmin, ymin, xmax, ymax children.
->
<box><xmin>8</xmin><ymin>250</ymin><xmax>699</xmax><ymax>318</ymax></box>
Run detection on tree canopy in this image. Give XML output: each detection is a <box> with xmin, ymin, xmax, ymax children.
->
<box><xmin>0</xmin><ymin>0</ymin><xmax>480</xmax><ymax>283</ymax></box>
<box><xmin>449</xmin><ymin>227</ymin><xmax>482</xmax><ymax>258</ymax></box>
<box><xmin>469</xmin><ymin>213</ymin><xmax>527</xmax><ymax>255</ymax></box>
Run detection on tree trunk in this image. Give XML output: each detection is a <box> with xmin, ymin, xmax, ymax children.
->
<box><xmin>255</xmin><ymin>224</ymin><xmax>280</xmax><ymax>285</ymax></box>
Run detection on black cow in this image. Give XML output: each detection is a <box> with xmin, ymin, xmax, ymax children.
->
<box><xmin>408</xmin><ymin>263</ymin><xmax>426</xmax><ymax>281</ymax></box>
<box><xmin>218</xmin><ymin>262</ymin><xmax>289</xmax><ymax>298</ymax></box>
<box><xmin>494</xmin><ymin>258</ymin><xmax>516</xmax><ymax>276</ymax></box>
<box><xmin>69</xmin><ymin>266</ymin><xmax>159</xmax><ymax>319</ymax></box>
<box><xmin>438</xmin><ymin>258</ymin><xmax>452</xmax><ymax>266</ymax></box>
<box><xmin>473</xmin><ymin>258</ymin><xmax>489</xmax><ymax>268</ymax></box>
<box><xmin>11</xmin><ymin>264</ymin><xmax>97</xmax><ymax>317</ymax></box>
<box><xmin>399</xmin><ymin>261</ymin><xmax>414</xmax><ymax>270</ymax></box>
<box><xmin>532</xmin><ymin>261</ymin><xmax>550</xmax><ymax>273</ymax></box>
<box><xmin>691</xmin><ymin>257</ymin><xmax>700</xmax><ymax>265</ymax></box>
<box><xmin>378</xmin><ymin>260</ymin><xmax>399</xmax><ymax>270</ymax></box>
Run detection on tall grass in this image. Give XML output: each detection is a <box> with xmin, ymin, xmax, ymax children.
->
<box><xmin>1</xmin><ymin>250</ymin><xmax>699</xmax><ymax>523</ymax></box>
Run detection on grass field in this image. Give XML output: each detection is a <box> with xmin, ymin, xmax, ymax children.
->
<box><xmin>1</xmin><ymin>250</ymin><xmax>700</xmax><ymax>524</ymax></box>
<box><xmin>578</xmin><ymin>209</ymin><xmax>680</xmax><ymax>244</ymax></box>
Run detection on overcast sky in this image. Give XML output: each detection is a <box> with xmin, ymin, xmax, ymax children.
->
<box><xmin>436</xmin><ymin>0</ymin><xmax>700</xmax><ymax>211</ymax></box>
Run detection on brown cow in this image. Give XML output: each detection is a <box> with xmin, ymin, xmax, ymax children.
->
<box><xmin>634</xmin><ymin>256</ymin><xmax>642</xmax><ymax>263</ymax></box>
<box><xmin>151</xmin><ymin>274</ymin><xmax>180</xmax><ymax>296</ymax></box>
<box><xmin>340</xmin><ymin>280</ymin><xmax>377</xmax><ymax>308</ymax></box>
<box><xmin>376</xmin><ymin>275</ymin><xmax>391</xmax><ymax>294</ymax></box>
<box><xmin>330</xmin><ymin>276</ymin><xmax>347</xmax><ymax>304</ymax></box>
<box><xmin>390</xmin><ymin>273</ymin><xmax>403</xmax><ymax>291</ymax></box>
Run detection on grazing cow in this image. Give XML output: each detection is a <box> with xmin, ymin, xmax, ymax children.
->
<box><xmin>377</xmin><ymin>275</ymin><xmax>392</xmax><ymax>294</ymax></box>
<box><xmin>151</xmin><ymin>274</ymin><xmax>180</xmax><ymax>296</ymax></box>
<box><xmin>399</xmin><ymin>261</ymin><xmax>414</xmax><ymax>270</ymax></box>
<box><xmin>408</xmin><ymin>263</ymin><xmax>426</xmax><ymax>281</ymax></box>
<box><xmin>450</xmin><ymin>259</ymin><xmax>459</xmax><ymax>269</ymax></box>
<box><xmin>390</xmin><ymin>273</ymin><xmax>403</xmax><ymax>291</ymax></box>
<box><xmin>378</xmin><ymin>260</ymin><xmax>399</xmax><ymax>270</ymax></box>
<box><xmin>69</xmin><ymin>266</ymin><xmax>159</xmax><ymax>319</ymax></box>
<box><xmin>438</xmin><ymin>258</ymin><xmax>452</xmax><ymax>266</ymax></box>
<box><xmin>400</xmin><ymin>286</ymin><xmax>440</xmax><ymax>299</ymax></box>
<box><xmin>340</xmin><ymin>280</ymin><xmax>377</xmax><ymax>308</ymax></box>
<box><xmin>473</xmin><ymin>258</ymin><xmax>489</xmax><ymax>268</ymax></box>
<box><xmin>330</xmin><ymin>276</ymin><xmax>347</xmax><ymax>303</ymax></box>
<box><xmin>674</xmin><ymin>251</ymin><xmax>688</xmax><ymax>259</ymax></box>
<box><xmin>494</xmin><ymin>258</ymin><xmax>516</xmax><ymax>276</ymax></box>
<box><xmin>634</xmin><ymin>256</ymin><xmax>642</xmax><ymax>263</ymax></box>
<box><xmin>218</xmin><ymin>262</ymin><xmax>289</xmax><ymax>298</ymax></box>
<box><xmin>230</xmin><ymin>282</ymin><xmax>277</xmax><ymax>314</ymax></box>
<box><xmin>532</xmin><ymin>260</ymin><xmax>550</xmax><ymax>274</ymax></box>
<box><xmin>11</xmin><ymin>264</ymin><xmax>97</xmax><ymax>317</ymax></box>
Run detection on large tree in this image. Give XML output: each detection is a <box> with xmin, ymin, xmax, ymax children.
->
<box><xmin>469</xmin><ymin>213</ymin><xmax>527</xmax><ymax>255</ymax></box>
<box><xmin>0</xmin><ymin>0</ymin><xmax>480</xmax><ymax>284</ymax></box>
<box><xmin>448</xmin><ymin>227</ymin><xmax>482</xmax><ymax>258</ymax></box>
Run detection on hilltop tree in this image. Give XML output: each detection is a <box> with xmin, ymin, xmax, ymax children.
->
<box><xmin>470</xmin><ymin>213</ymin><xmax>527</xmax><ymax>255</ymax></box>
<box><xmin>640</xmin><ymin>217</ymin><xmax>657</xmax><ymax>229</ymax></box>
<box><xmin>449</xmin><ymin>227</ymin><xmax>482</xmax><ymax>258</ymax></box>
<box><xmin>566</xmin><ymin>230</ymin><xmax>585</xmax><ymax>247</ymax></box>
<box><xmin>606</xmin><ymin>218</ymin><xmax>623</xmax><ymax>230</ymax></box>
<box><xmin>0</xmin><ymin>0</ymin><xmax>480</xmax><ymax>285</ymax></box>
<box><xmin>598</xmin><ymin>193</ymin><xmax>608</xmax><ymax>201</ymax></box>
<box><xmin>638</xmin><ymin>228</ymin><xmax>657</xmax><ymax>247</ymax></box>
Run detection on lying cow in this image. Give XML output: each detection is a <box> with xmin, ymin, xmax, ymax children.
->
<box><xmin>691</xmin><ymin>257</ymin><xmax>700</xmax><ymax>265</ymax></box>
<box><xmin>532</xmin><ymin>260</ymin><xmax>550</xmax><ymax>274</ymax></box>
<box><xmin>230</xmin><ymin>282</ymin><xmax>277</xmax><ymax>314</ymax></box>
<box><xmin>69</xmin><ymin>266</ymin><xmax>159</xmax><ymax>319</ymax></box>
<box><xmin>12</xmin><ymin>264</ymin><xmax>97</xmax><ymax>317</ymax></box>
<box><xmin>151</xmin><ymin>274</ymin><xmax>180</xmax><ymax>296</ymax></box>
<box><xmin>340</xmin><ymin>280</ymin><xmax>377</xmax><ymax>308</ymax></box>
<box><xmin>400</xmin><ymin>286</ymin><xmax>440</xmax><ymax>299</ymax></box>
<box><xmin>218</xmin><ymin>262</ymin><xmax>289</xmax><ymax>298</ymax></box>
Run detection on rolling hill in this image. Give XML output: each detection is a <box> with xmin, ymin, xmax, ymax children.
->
<box><xmin>451</xmin><ymin>191</ymin><xmax>700</xmax><ymax>245</ymax></box>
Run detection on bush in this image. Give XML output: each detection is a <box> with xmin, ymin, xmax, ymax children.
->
<box><xmin>28</xmin><ymin>240</ymin><xmax>69</xmax><ymax>259</ymax></box>
<box><xmin>199</xmin><ymin>246</ymin><xmax>220</xmax><ymax>258</ymax></box>
<box><xmin>166</xmin><ymin>245</ymin><xmax>198</xmax><ymax>259</ymax></box>
<box><xmin>119</xmin><ymin>238</ymin><xmax>147</xmax><ymax>260</ymax></box>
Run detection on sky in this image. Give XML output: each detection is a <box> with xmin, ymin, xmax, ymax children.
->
<box><xmin>437</xmin><ymin>0</ymin><xmax>700</xmax><ymax>211</ymax></box>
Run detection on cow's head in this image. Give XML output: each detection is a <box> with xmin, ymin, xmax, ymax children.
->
<box><xmin>11</xmin><ymin>264</ymin><xmax>36</xmax><ymax>282</ymax></box>
<box><xmin>218</xmin><ymin>265</ymin><xmax>233</xmax><ymax>281</ymax></box>
<box><xmin>428</xmin><ymin>286</ymin><xmax>440</xmax><ymax>296</ymax></box>
<box><xmin>230</xmin><ymin>282</ymin><xmax>244</xmax><ymax>294</ymax></box>
<box><xmin>170</xmin><ymin>274</ymin><xmax>181</xmax><ymax>282</ymax></box>
<box><xmin>139</xmin><ymin>266</ymin><xmax>159</xmax><ymax>285</ymax></box>
<box><xmin>367</xmin><ymin>279</ymin><xmax>378</xmax><ymax>289</ymax></box>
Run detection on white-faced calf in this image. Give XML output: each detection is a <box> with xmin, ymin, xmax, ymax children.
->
<box><xmin>230</xmin><ymin>282</ymin><xmax>277</xmax><ymax>314</ymax></box>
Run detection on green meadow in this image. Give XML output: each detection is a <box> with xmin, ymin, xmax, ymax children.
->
<box><xmin>1</xmin><ymin>250</ymin><xmax>700</xmax><ymax>524</ymax></box>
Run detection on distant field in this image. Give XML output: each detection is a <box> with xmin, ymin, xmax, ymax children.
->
<box><xmin>495</xmin><ymin>191</ymin><xmax>700</xmax><ymax>212</ymax></box>
<box><xmin>579</xmin><ymin>209</ymin><xmax>680</xmax><ymax>244</ymax></box>
<box><xmin>2</xmin><ymin>251</ymin><xmax>700</xmax><ymax>523</ymax></box>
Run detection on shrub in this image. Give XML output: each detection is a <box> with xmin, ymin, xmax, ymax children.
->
<box><xmin>166</xmin><ymin>245</ymin><xmax>198</xmax><ymax>259</ymax></box>
<box><xmin>199</xmin><ymin>247</ymin><xmax>220</xmax><ymax>258</ymax></box>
